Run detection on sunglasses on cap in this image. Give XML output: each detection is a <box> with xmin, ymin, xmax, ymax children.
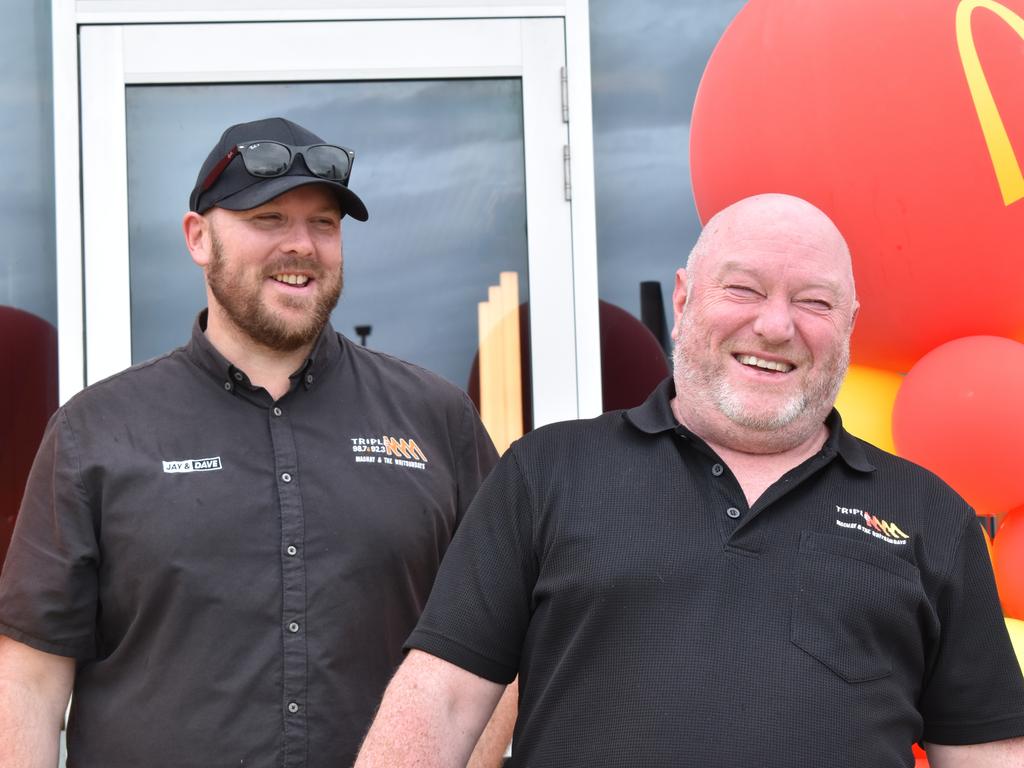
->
<box><xmin>199</xmin><ymin>140</ymin><xmax>356</xmax><ymax>194</ymax></box>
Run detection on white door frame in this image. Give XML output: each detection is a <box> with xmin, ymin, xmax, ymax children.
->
<box><xmin>53</xmin><ymin>0</ymin><xmax>601</xmax><ymax>427</ymax></box>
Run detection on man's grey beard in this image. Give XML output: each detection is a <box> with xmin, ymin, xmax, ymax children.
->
<box><xmin>672</xmin><ymin>318</ymin><xmax>849</xmax><ymax>433</ymax></box>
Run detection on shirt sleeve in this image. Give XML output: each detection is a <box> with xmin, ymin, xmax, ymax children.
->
<box><xmin>406</xmin><ymin>446</ymin><xmax>534</xmax><ymax>685</ymax></box>
<box><xmin>0</xmin><ymin>408</ymin><xmax>100</xmax><ymax>659</ymax></box>
<box><xmin>919</xmin><ymin>514</ymin><xmax>1024</xmax><ymax>744</ymax></box>
<box><xmin>452</xmin><ymin>392</ymin><xmax>499</xmax><ymax>524</ymax></box>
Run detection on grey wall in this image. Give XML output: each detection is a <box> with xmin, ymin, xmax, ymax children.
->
<box><xmin>0</xmin><ymin>0</ymin><xmax>56</xmax><ymax>325</ymax></box>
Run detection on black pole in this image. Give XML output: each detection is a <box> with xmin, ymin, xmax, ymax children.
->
<box><xmin>640</xmin><ymin>281</ymin><xmax>669</xmax><ymax>354</ymax></box>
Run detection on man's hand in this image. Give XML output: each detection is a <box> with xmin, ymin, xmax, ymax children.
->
<box><xmin>356</xmin><ymin>650</ymin><xmax>505</xmax><ymax>767</ymax></box>
<box><xmin>0</xmin><ymin>635</ymin><xmax>75</xmax><ymax>768</ymax></box>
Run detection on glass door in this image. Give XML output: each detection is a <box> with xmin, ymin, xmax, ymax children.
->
<box><xmin>78</xmin><ymin>17</ymin><xmax>586</xmax><ymax>432</ymax></box>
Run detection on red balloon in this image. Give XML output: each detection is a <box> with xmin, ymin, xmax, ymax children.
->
<box><xmin>994</xmin><ymin>506</ymin><xmax>1024</xmax><ymax>619</ymax></box>
<box><xmin>691</xmin><ymin>0</ymin><xmax>1024</xmax><ymax>371</ymax></box>
<box><xmin>892</xmin><ymin>336</ymin><xmax>1024</xmax><ymax>516</ymax></box>
<box><xmin>912</xmin><ymin>742</ymin><xmax>929</xmax><ymax>766</ymax></box>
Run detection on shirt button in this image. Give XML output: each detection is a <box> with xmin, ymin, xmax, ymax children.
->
<box><xmin>288</xmin><ymin>621</ymin><xmax>300</xmax><ymax>633</ymax></box>
<box><xmin>223</xmin><ymin>381</ymin><xmax>232</xmax><ymax>391</ymax></box>
<box><xmin>286</xmin><ymin>545</ymin><xmax>298</xmax><ymax>556</ymax></box>
<box><xmin>726</xmin><ymin>507</ymin><xmax>741</xmax><ymax>519</ymax></box>
<box><xmin>273</xmin><ymin>407</ymin><xmax>283</xmax><ymax>417</ymax></box>
<box><xmin>711</xmin><ymin>463</ymin><xmax>724</xmax><ymax>476</ymax></box>
<box><xmin>305</xmin><ymin>373</ymin><xmax>314</xmax><ymax>385</ymax></box>
<box><xmin>233</xmin><ymin>371</ymin><xmax>244</xmax><ymax>382</ymax></box>
<box><xmin>281</xmin><ymin>472</ymin><xmax>292</xmax><ymax>483</ymax></box>
<box><xmin>287</xmin><ymin>702</ymin><xmax>299</xmax><ymax>714</ymax></box>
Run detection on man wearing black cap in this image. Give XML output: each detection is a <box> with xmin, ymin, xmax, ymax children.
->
<box><xmin>0</xmin><ymin>118</ymin><xmax>508</xmax><ymax>767</ymax></box>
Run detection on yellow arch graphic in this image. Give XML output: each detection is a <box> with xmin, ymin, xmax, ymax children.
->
<box><xmin>956</xmin><ymin>0</ymin><xmax>1024</xmax><ymax>206</ymax></box>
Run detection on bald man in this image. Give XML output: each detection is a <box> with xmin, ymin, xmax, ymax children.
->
<box><xmin>355</xmin><ymin>195</ymin><xmax>1024</xmax><ymax>767</ymax></box>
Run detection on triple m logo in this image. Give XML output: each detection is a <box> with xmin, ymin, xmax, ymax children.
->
<box><xmin>836</xmin><ymin>506</ymin><xmax>910</xmax><ymax>540</ymax></box>
<box><xmin>350</xmin><ymin>435</ymin><xmax>429</xmax><ymax>463</ymax></box>
<box><xmin>383</xmin><ymin>436</ymin><xmax>428</xmax><ymax>462</ymax></box>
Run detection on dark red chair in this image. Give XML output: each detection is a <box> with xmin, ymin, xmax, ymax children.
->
<box><xmin>0</xmin><ymin>306</ymin><xmax>58</xmax><ymax>565</ymax></box>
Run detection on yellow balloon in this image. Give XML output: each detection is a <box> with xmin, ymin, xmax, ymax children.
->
<box><xmin>835</xmin><ymin>365</ymin><xmax>904</xmax><ymax>453</ymax></box>
<box><xmin>982</xmin><ymin>522</ymin><xmax>995</xmax><ymax>567</ymax></box>
<box><xmin>1005</xmin><ymin>618</ymin><xmax>1024</xmax><ymax>677</ymax></box>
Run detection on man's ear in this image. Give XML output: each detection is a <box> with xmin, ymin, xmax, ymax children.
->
<box><xmin>670</xmin><ymin>268</ymin><xmax>688</xmax><ymax>341</ymax></box>
<box><xmin>849</xmin><ymin>299</ymin><xmax>860</xmax><ymax>332</ymax></box>
<box><xmin>183</xmin><ymin>211</ymin><xmax>212</xmax><ymax>267</ymax></box>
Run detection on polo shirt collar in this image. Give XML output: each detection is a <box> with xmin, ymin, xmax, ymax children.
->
<box><xmin>185</xmin><ymin>309</ymin><xmax>341</xmax><ymax>393</ymax></box>
<box><xmin>827</xmin><ymin>410</ymin><xmax>875</xmax><ymax>473</ymax></box>
<box><xmin>625</xmin><ymin>376</ymin><xmax>875</xmax><ymax>474</ymax></box>
<box><xmin>623</xmin><ymin>377</ymin><xmax>678</xmax><ymax>435</ymax></box>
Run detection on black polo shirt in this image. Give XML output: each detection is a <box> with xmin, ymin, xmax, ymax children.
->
<box><xmin>409</xmin><ymin>377</ymin><xmax>1024</xmax><ymax>767</ymax></box>
<box><xmin>0</xmin><ymin>314</ymin><xmax>497</xmax><ymax>768</ymax></box>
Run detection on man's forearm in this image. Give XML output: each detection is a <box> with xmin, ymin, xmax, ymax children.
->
<box><xmin>0</xmin><ymin>679</ymin><xmax>64</xmax><ymax>768</ymax></box>
<box><xmin>356</xmin><ymin>650</ymin><xmax>504</xmax><ymax>768</ymax></box>
<box><xmin>925</xmin><ymin>737</ymin><xmax>1024</xmax><ymax>768</ymax></box>
<box><xmin>467</xmin><ymin>678</ymin><xmax>518</xmax><ymax>768</ymax></box>
<box><xmin>0</xmin><ymin>637</ymin><xmax>74</xmax><ymax>768</ymax></box>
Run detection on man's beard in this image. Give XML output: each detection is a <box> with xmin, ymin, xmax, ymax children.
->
<box><xmin>206</xmin><ymin>231</ymin><xmax>342</xmax><ymax>352</ymax></box>
<box><xmin>672</xmin><ymin>309</ymin><xmax>849</xmax><ymax>434</ymax></box>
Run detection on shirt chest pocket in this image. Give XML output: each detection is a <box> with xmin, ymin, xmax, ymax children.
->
<box><xmin>790</xmin><ymin>530</ymin><xmax>925</xmax><ymax>683</ymax></box>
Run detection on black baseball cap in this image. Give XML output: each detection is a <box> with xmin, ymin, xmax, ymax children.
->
<box><xmin>189</xmin><ymin>117</ymin><xmax>369</xmax><ymax>221</ymax></box>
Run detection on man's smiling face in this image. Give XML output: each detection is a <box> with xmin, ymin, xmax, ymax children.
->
<box><xmin>204</xmin><ymin>183</ymin><xmax>343</xmax><ymax>352</ymax></box>
<box><xmin>670</xmin><ymin>195</ymin><xmax>859</xmax><ymax>452</ymax></box>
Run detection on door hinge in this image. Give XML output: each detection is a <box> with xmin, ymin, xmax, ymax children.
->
<box><xmin>563</xmin><ymin>144</ymin><xmax>572</xmax><ymax>201</ymax></box>
<box><xmin>560</xmin><ymin>66</ymin><xmax>569</xmax><ymax>123</ymax></box>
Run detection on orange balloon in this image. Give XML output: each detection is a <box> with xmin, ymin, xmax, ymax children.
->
<box><xmin>891</xmin><ymin>336</ymin><xmax>1024</xmax><ymax>516</ymax></box>
<box><xmin>691</xmin><ymin>0</ymin><xmax>1024</xmax><ymax>372</ymax></box>
<box><xmin>993</xmin><ymin>506</ymin><xmax>1024</xmax><ymax>618</ymax></box>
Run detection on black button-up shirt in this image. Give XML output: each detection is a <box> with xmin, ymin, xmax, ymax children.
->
<box><xmin>0</xmin><ymin>314</ymin><xmax>497</xmax><ymax>767</ymax></box>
